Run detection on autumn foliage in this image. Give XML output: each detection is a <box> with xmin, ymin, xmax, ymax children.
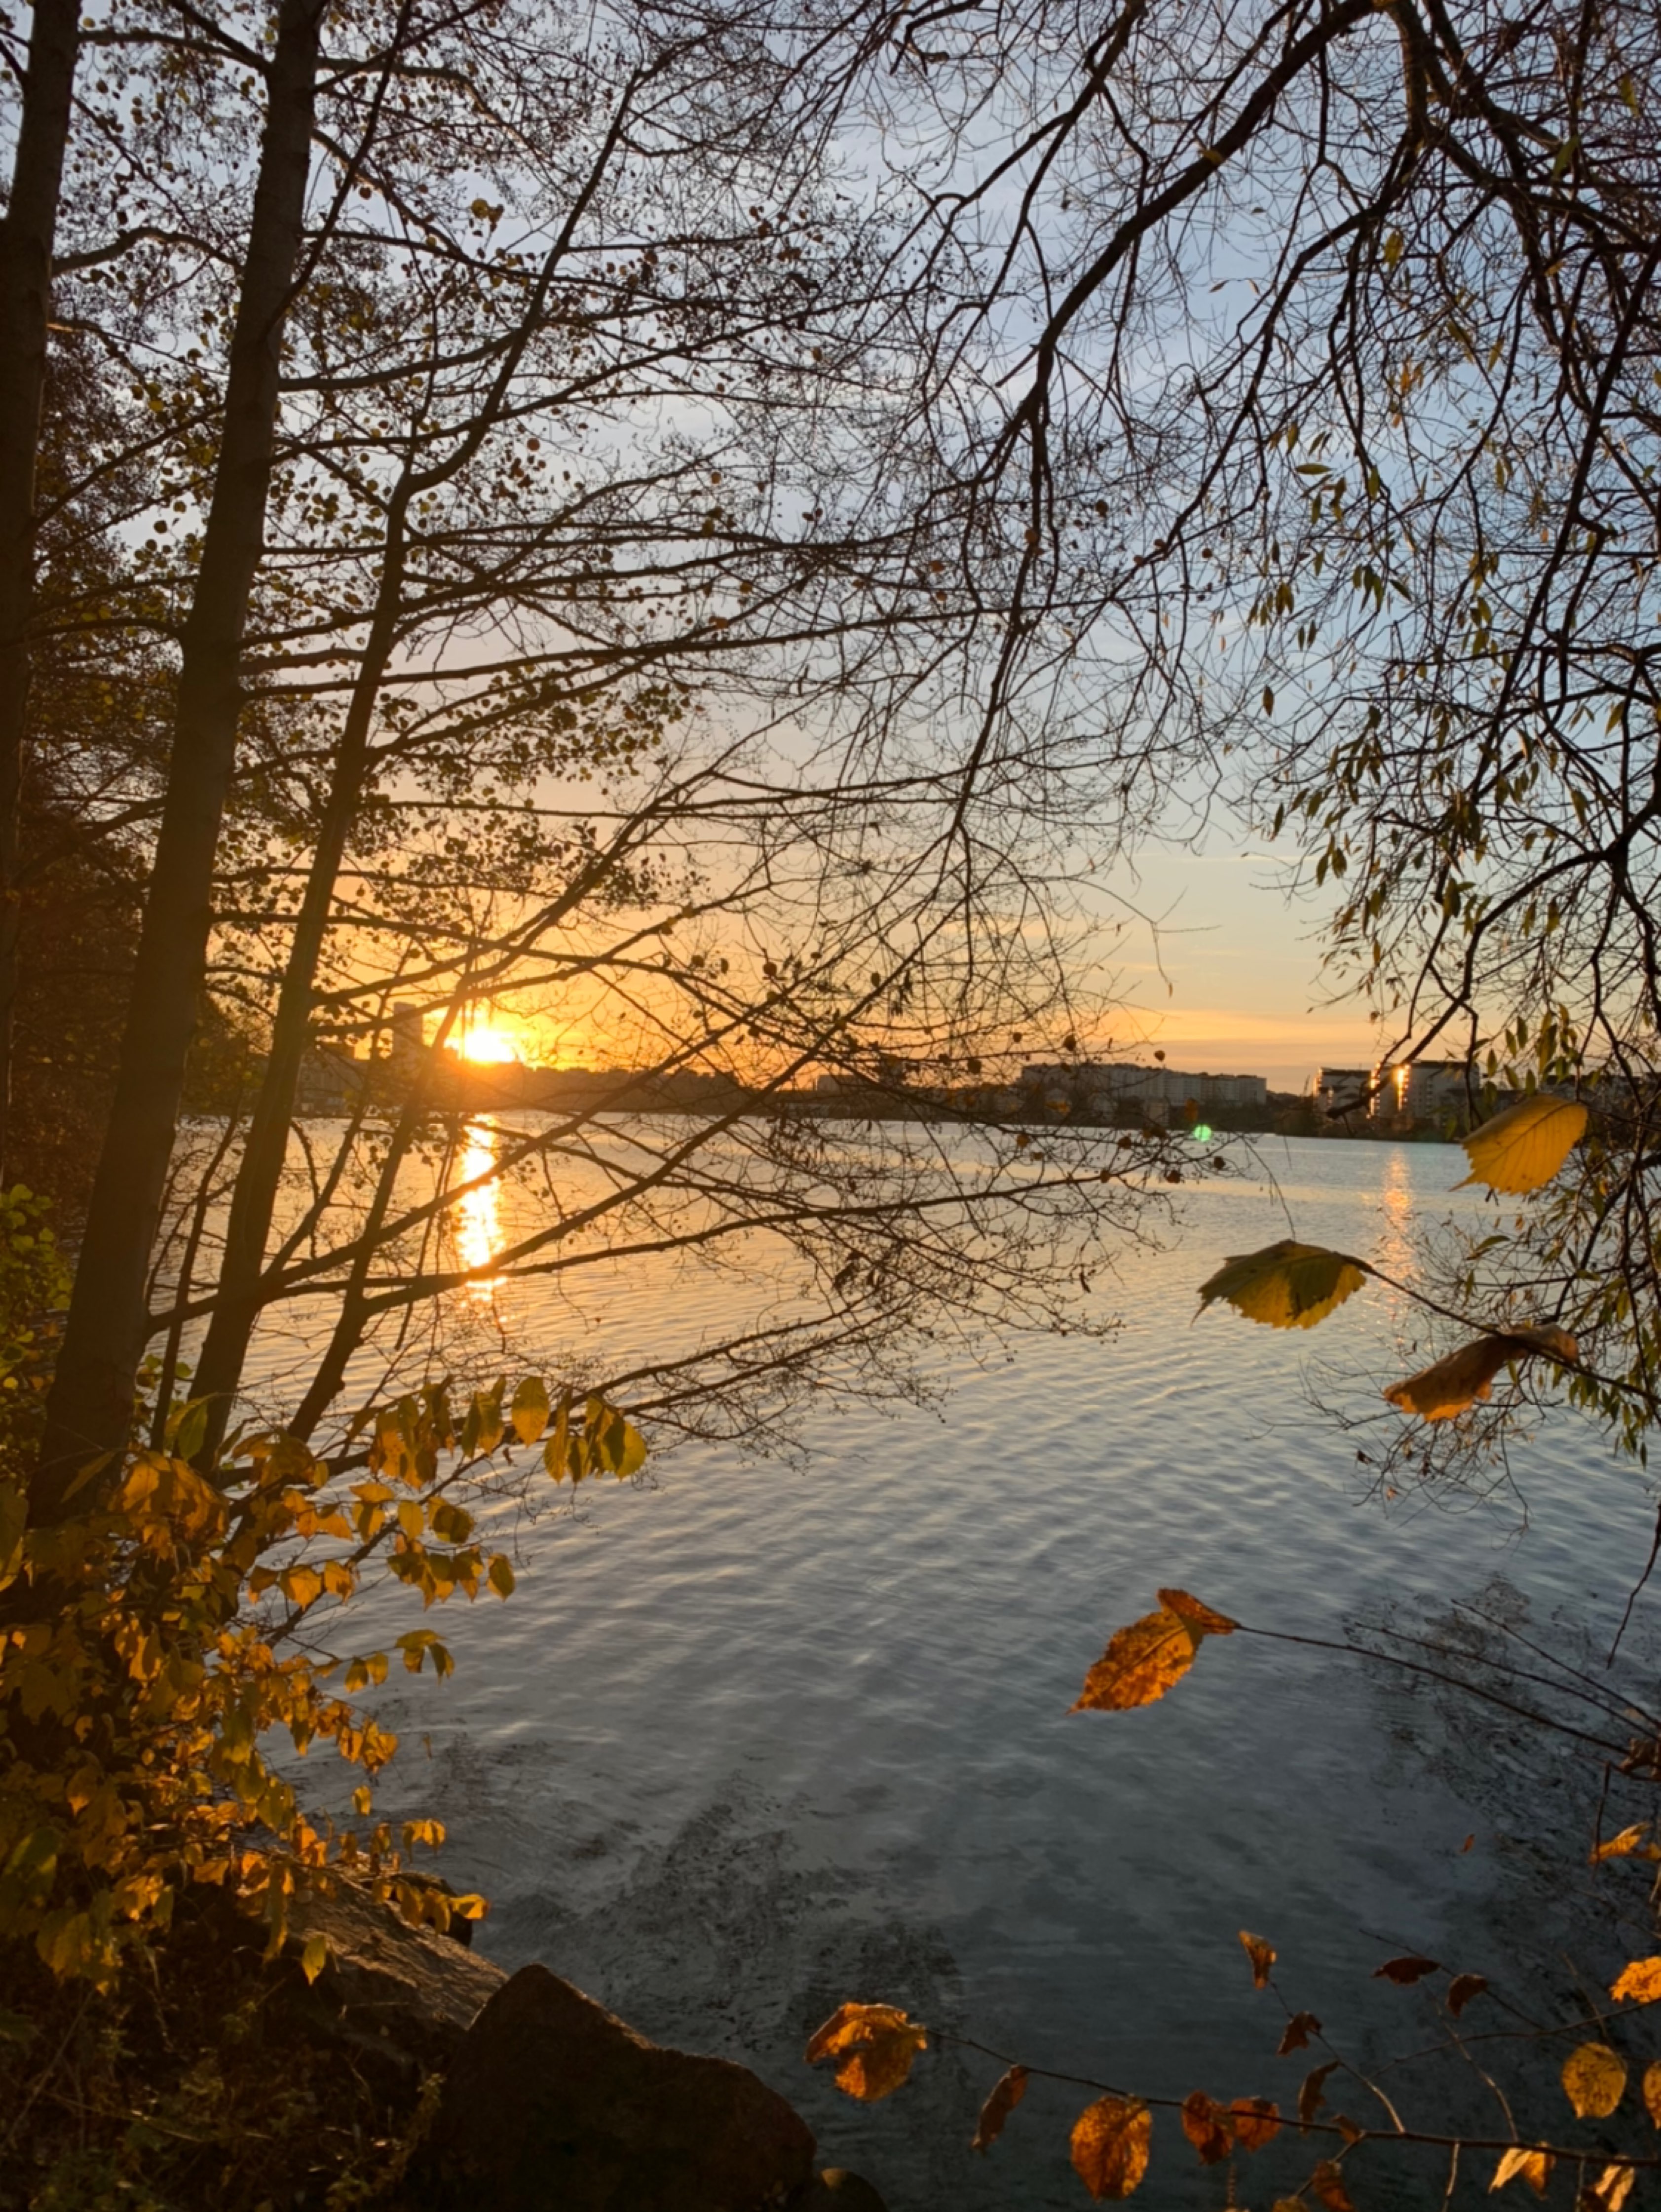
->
<box><xmin>0</xmin><ymin>1185</ymin><xmax>647</xmax><ymax>1985</ymax></box>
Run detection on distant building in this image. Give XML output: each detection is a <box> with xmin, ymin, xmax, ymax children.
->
<box><xmin>294</xmin><ymin>1047</ymin><xmax>371</xmax><ymax>1116</ymax></box>
<box><xmin>1312</xmin><ymin>1066</ymin><xmax>1373</xmax><ymax>1116</ymax></box>
<box><xmin>390</xmin><ymin>1002</ymin><xmax>426</xmax><ymax>1079</ymax></box>
<box><xmin>1020</xmin><ymin>1061</ymin><xmax>1268</xmax><ymax>1111</ymax></box>
<box><xmin>1371</xmin><ymin>1059</ymin><xmax>1477</xmax><ymax>1120</ymax></box>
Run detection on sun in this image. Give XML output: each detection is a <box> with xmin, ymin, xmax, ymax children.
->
<box><xmin>458</xmin><ymin>1023</ymin><xmax>522</xmax><ymax>1065</ymax></box>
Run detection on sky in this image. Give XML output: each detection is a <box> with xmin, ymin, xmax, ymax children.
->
<box><xmin>1084</xmin><ymin>836</ymin><xmax>1379</xmax><ymax>1092</ymax></box>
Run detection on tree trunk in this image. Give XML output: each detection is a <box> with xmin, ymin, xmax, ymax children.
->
<box><xmin>0</xmin><ymin>0</ymin><xmax>80</xmax><ymax>1180</ymax></box>
<box><xmin>188</xmin><ymin>532</ymin><xmax>407</xmax><ymax>1461</ymax></box>
<box><xmin>37</xmin><ymin>0</ymin><xmax>325</xmax><ymax>1511</ymax></box>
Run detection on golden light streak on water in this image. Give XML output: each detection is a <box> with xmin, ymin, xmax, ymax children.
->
<box><xmin>455</xmin><ymin>1121</ymin><xmax>502</xmax><ymax>1301</ymax></box>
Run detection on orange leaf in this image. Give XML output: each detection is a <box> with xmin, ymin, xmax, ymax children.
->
<box><xmin>1072</xmin><ymin>1608</ymin><xmax>1200</xmax><ymax>1712</ymax></box>
<box><xmin>971</xmin><ymin>2064</ymin><xmax>1028</xmax><ymax>2153</ymax></box>
<box><xmin>1489</xmin><ymin>2145</ymin><xmax>1551</xmax><ymax>2195</ymax></box>
<box><xmin>1240</xmin><ymin>1929</ymin><xmax>1277</xmax><ymax>1988</ymax></box>
<box><xmin>1384</xmin><ymin>1325</ymin><xmax>1577</xmax><ymax>1422</ymax></box>
<box><xmin>1279</xmin><ymin>2011</ymin><xmax>1322</xmax><ymax>2054</ymax></box>
<box><xmin>1587</xmin><ymin>2165</ymin><xmax>1636</xmax><ymax>2212</ymax></box>
<box><xmin>1612</xmin><ymin>1958</ymin><xmax>1661</xmax><ymax>2005</ymax></box>
<box><xmin>1592</xmin><ymin>1824</ymin><xmax>1653</xmax><ymax>1863</ymax></box>
<box><xmin>1642</xmin><ymin>2058</ymin><xmax>1661</xmax><ymax>2127</ymax></box>
<box><xmin>1299</xmin><ymin>2060</ymin><xmax>1339</xmax><ymax>2130</ymax></box>
<box><xmin>1561</xmin><ymin>2041</ymin><xmax>1626</xmax><ymax>2119</ymax></box>
<box><xmin>1230</xmin><ymin>2097</ymin><xmax>1282</xmax><ymax>2152</ymax></box>
<box><xmin>1157</xmin><ymin>1587</ymin><xmax>1238</xmax><ymax>1639</ymax></box>
<box><xmin>1071</xmin><ymin>2096</ymin><xmax>1152</xmax><ymax>2201</ymax></box>
<box><xmin>804</xmin><ymin>2002</ymin><xmax>927</xmax><ymax>2101</ymax></box>
<box><xmin>1447</xmin><ymin>1973</ymin><xmax>1488</xmax><ymax>2018</ymax></box>
<box><xmin>1373</xmin><ymin>1954</ymin><xmax>1440</xmax><ymax>1984</ymax></box>
<box><xmin>1311</xmin><ymin>2158</ymin><xmax>1356</xmax><ymax>2211</ymax></box>
<box><xmin>1181</xmin><ymin>2091</ymin><xmax>1233</xmax><ymax>2166</ymax></box>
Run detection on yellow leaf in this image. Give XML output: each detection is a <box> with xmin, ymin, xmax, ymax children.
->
<box><xmin>1240</xmin><ymin>1929</ymin><xmax>1277</xmax><ymax>1988</ymax></box>
<box><xmin>1562</xmin><ymin>2041</ymin><xmax>1627</xmax><ymax>2118</ymax></box>
<box><xmin>1156</xmin><ymin>1588</ymin><xmax>1237</xmax><ymax>1639</ymax></box>
<box><xmin>1384</xmin><ymin>1324</ymin><xmax>1577</xmax><ymax>1421</ymax></box>
<box><xmin>1197</xmin><ymin>1240</ymin><xmax>1370</xmax><ymax>1330</ymax></box>
<box><xmin>299</xmin><ymin>1932</ymin><xmax>328</xmax><ymax>1985</ymax></box>
<box><xmin>1459</xmin><ymin>1096</ymin><xmax>1587</xmax><ymax>1194</ymax></box>
<box><xmin>971</xmin><ymin>2063</ymin><xmax>1028</xmax><ymax>2153</ymax></box>
<box><xmin>804</xmin><ymin>2003</ymin><xmax>927</xmax><ymax>2101</ymax></box>
<box><xmin>1071</xmin><ymin>1608</ymin><xmax>1200</xmax><ymax>1712</ymax></box>
<box><xmin>1588</xmin><ymin>2165</ymin><xmax>1636</xmax><ymax>2212</ymax></box>
<box><xmin>1070</xmin><ymin>2095</ymin><xmax>1152</xmax><ymax>2200</ymax></box>
<box><xmin>510</xmin><ymin>1376</ymin><xmax>550</xmax><ymax>1445</ymax></box>
<box><xmin>1613</xmin><ymin>1957</ymin><xmax>1661</xmax><ymax>2004</ymax></box>
<box><xmin>487</xmin><ymin>1553</ymin><xmax>515</xmax><ymax>1599</ymax></box>
<box><xmin>1490</xmin><ymin>2145</ymin><xmax>1551</xmax><ymax>2195</ymax></box>
<box><xmin>1643</xmin><ymin>2058</ymin><xmax>1661</xmax><ymax>2126</ymax></box>
<box><xmin>1592</xmin><ymin>1824</ymin><xmax>1650</xmax><ymax>1863</ymax></box>
<box><xmin>278</xmin><ymin>1564</ymin><xmax>323</xmax><ymax>1607</ymax></box>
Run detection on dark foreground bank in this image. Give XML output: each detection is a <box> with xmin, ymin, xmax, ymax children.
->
<box><xmin>0</xmin><ymin>1881</ymin><xmax>886</xmax><ymax>2212</ymax></box>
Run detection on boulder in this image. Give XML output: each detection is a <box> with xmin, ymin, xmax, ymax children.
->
<box><xmin>278</xmin><ymin>1876</ymin><xmax>508</xmax><ymax>2099</ymax></box>
<box><xmin>403</xmin><ymin>1961</ymin><xmax>818</xmax><ymax>2212</ymax></box>
<box><xmin>791</xmin><ymin>2172</ymin><xmax>890</xmax><ymax>2212</ymax></box>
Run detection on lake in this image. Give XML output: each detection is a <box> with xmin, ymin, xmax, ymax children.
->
<box><xmin>272</xmin><ymin>1132</ymin><xmax>1661</xmax><ymax>2208</ymax></box>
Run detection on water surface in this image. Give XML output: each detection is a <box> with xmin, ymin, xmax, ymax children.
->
<box><xmin>286</xmin><ymin>1136</ymin><xmax>1660</xmax><ymax>2208</ymax></box>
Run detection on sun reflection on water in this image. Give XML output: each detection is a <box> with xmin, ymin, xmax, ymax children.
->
<box><xmin>455</xmin><ymin>1121</ymin><xmax>502</xmax><ymax>1301</ymax></box>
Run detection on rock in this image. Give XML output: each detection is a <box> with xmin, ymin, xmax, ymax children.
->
<box><xmin>790</xmin><ymin>2172</ymin><xmax>890</xmax><ymax>2212</ymax></box>
<box><xmin>402</xmin><ymin>1960</ymin><xmax>818</xmax><ymax>2212</ymax></box>
<box><xmin>279</xmin><ymin>1876</ymin><xmax>507</xmax><ymax>2099</ymax></box>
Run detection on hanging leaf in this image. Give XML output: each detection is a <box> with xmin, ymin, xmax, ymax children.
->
<box><xmin>510</xmin><ymin>1376</ymin><xmax>550</xmax><ymax>1445</ymax></box>
<box><xmin>1373</xmin><ymin>1954</ymin><xmax>1440</xmax><ymax>1984</ymax></box>
<box><xmin>299</xmin><ymin>1932</ymin><xmax>329</xmax><ymax>1986</ymax></box>
<box><xmin>1279</xmin><ymin>2011</ymin><xmax>1322</xmax><ymax>2054</ymax></box>
<box><xmin>804</xmin><ymin>2002</ymin><xmax>927</xmax><ymax>2101</ymax></box>
<box><xmin>1383</xmin><ymin>1324</ymin><xmax>1577</xmax><ymax>1421</ymax></box>
<box><xmin>1591</xmin><ymin>1824</ymin><xmax>1655</xmax><ymax>1863</ymax></box>
<box><xmin>1458</xmin><ymin>1096</ymin><xmax>1588</xmax><ymax>1195</ymax></box>
<box><xmin>1230</xmin><ymin>2097</ymin><xmax>1282</xmax><ymax>2151</ymax></box>
<box><xmin>1197</xmin><ymin>1240</ymin><xmax>1371</xmax><ymax>1330</ymax></box>
<box><xmin>1310</xmin><ymin>2159</ymin><xmax>1356</xmax><ymax>2211</ymax></box>
<box><xmin>1070</xmin><ymin>2096</ymin><xmax>1152</xmax><ymax>2200</ymax></box>
<box><xmin>1489</xmin><ymin>2145</ymin><xmax>1551</xmax><ymax>2195</ymax></box>
<box><xmin>1240</xmin><ymin>1929</ymin><xmax>1277</xmax><ymax>1988</ymax></box>
<box><xmin>1181</xmin><ymin>2090</ymin><xmax>1233</xmax><ymax>2165</ymax></box>
<box><xmin>1611</xmin><ymin>1958</ymin><xmax>1661</xmax><ymax>2005</ymax></box>
<box><xmin>1586</xmin><ymin>2165</ymin><xmax>1636</xmax><ymax>2212</ymax></box>
<box><xmin>1071</xmin><ymin>1607</ymin><xmax>1204</xmax><ymax>1712</ymax></box>
<box><xmin>1299</xmin><ymin>2060</ymin><xmax>1339</xmax><ymax>2129</ymax></box>
<box><xmin>1157</xmin><ymin>1587</ymin><xmax>1238</xmax><ymax>1638</ymax></box>
<box><xmin>971</xmin><ymin>2064</ymin><xmax>1028</xmax><ymax>2153</ymax></box>
<box><xmin>1447</xmin><ymin>1974</ymin><xmax>1488</xmax><ymax>2018</ymax></box>
<box><xmin>1641</xmin><ymin>2059</ymin><xmax>1661</xmax><ymax>2127</ymax></box>
<box><xmin>1561</xmin><ymin>2041</ymin><xmax>1627</xmax><ymax>2119</ymax></box>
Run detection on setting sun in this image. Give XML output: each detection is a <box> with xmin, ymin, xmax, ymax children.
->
<box><xmin>457</xmin><ymin>1023</ymin><xmax>522</xmax><ymax>1065</ymax></box>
